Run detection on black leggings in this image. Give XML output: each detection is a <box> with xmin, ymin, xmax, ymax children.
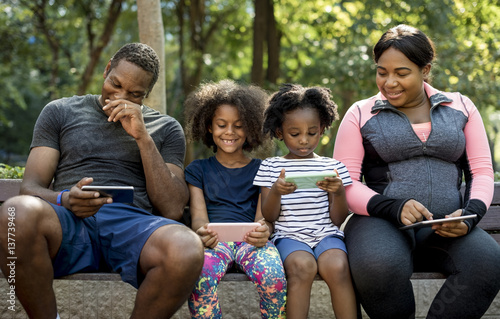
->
<box><xmin>344</xmin><ymin>215</ymin><xmax>500</xmax><ymax>319</ymax></box>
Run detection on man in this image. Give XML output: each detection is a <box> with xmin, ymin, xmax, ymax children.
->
<box><xmin>0</xmin><ymin>43</ymin><xmax>204</xmax><ymax>318</ymax></box>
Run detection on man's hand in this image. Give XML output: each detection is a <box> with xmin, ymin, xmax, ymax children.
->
<box><xmin>431</xmin><ymin>209</ymin><xmax>469</xmax><ymax>237</ymax></box>
<box><xmin>102</xmin><ymin>99</ymin><xmax>148</xmax><ymax>140</ymax></box>
<box><xmin>63</xmin><ymin>177</ymin><xmax>112</xmax><ymax>218</ymax></box>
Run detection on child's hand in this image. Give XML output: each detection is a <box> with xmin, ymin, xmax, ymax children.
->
<box><xmin>196</xmin><ymin>224</ymin><xmax>218</xmax><ymax>249</ymax></box>
<box><xmin>272</xmin><ymin>169</ymin><xmax>297</xmax><ymax>195</ymax></box>
<box><xmin>244</xmin><ymin>219</ymin><xmax>269</xmax><ymax>248</ymax></box>
<box><xmin>317</xmin><ymin>169</ymin><xmax>344</xmax><ymax>194</ymax></box>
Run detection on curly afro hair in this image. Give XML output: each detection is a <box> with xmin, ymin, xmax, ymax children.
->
<box><xmin>108</xmin><ymin>43</ymin><xmax>160</xmax><ymax>97</ymax></box>
<box><xmin>184</xmin><ymin>79</ymin><xmax>269</xmax><ymax>153</ymax></box>
<box><xmin>264</xmin><ymin>83</ymin><xmax>339</xmax><ymax>139</ymax></box>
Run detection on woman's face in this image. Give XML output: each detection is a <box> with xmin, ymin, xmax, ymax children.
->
<box><xmin>376</xmin><ymin>47</ymin><xmax>431</xmax><ymax>109</ymax></box>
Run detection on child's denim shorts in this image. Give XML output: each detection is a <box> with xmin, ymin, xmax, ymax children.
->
<box><xmin>274</xmin><ymin>235</ymin><xmax>347</xmax><ymax>263</ymax></box>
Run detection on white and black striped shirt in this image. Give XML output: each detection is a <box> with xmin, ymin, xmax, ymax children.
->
<box><xmin>254</xmin><ymin>156</ymin><xmax>352</xmax><ymax>247</ymax></box>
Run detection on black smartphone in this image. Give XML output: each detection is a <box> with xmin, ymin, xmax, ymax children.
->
<box><xmin>81</xmin><ymin>185</ymin><xmax>134</xmax><ymax>203</ymax></box>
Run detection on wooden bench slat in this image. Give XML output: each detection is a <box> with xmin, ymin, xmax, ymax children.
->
<box><xmin>491</xmin><ymin>234</ymin><xmax>500</xmax><ymax>243</ymax></box>
<box><xmin>409</xmin><ymin>272</ymin><xmax>446</xmax><ymax>280</ymax></box>
<box><xmin>491</xmin><ymin>186</ymin><xmax>500</xmax><ymax>205</ymax></box>
<box><xmin>478</xmin><ymin>206</ymin><xmax>500</xmax><ymax>231</ymax></box>
<box><xmin>0</xmin><ymin>179</ymin><xmax>21</xmax><ymax>202</ymax></box>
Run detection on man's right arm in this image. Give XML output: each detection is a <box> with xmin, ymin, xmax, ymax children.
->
<box><xmin>20</xmin><ymin>146</ymin><xmax>111</xmax><ymax>217</ymax></box>
<box><xmin>20</xmin><ymin>146</ymin><xmax>60</xmax><ymax>203</ymax></box>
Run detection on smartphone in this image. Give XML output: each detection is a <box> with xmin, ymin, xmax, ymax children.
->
<box><xmin>399</xmin><ymin>214</ymin><xmax>477</xmax><ymax>230</ymax></box>
<box><xmin>284</xmin><ymin>172</ymin><xmax>337</xmax><ymax>189</ymax></box>
<box><xmin>207</xmin><ymin>222</ymin><xmax>261</xmax><ymax>242</ymax></box>
<box><xmin>81</xmin><ymin>185</ymin><xmax>134</xmax><ymax>203</ymax></box>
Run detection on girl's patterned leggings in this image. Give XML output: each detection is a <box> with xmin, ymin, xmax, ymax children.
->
<box><xmin>188</xmin><ymin>241</ymin><xmax>287</xmax><ymax>318</ymax></box>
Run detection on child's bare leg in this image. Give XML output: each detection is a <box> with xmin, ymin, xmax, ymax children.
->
<box><xmin>318</xmin><ymin>249</ymin><xmax>357</xmax><ymax>319</ymax></box>
<box><xmin>284</xmin><ymin>251</ymin><xmax>317</xmax><ymax>319</ymax></box>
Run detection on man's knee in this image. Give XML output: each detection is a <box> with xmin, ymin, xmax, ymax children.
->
<box><xmin>143</xmin><ymin>225</ymin><xmax>204</xmax><ymax>274</ymax></box>
<box><xmin>0</xmin><ymin>196</ymin><xmax>59</xmax><ymax>249</ymax></box>
<box><xmin>168</xmin><ymin>226</ymin><xmax>204</xmax><ymax>268</ymax></box>
<box><xmin>1</xmin><ymin>196</ymin><xmax>43</xmax><ymax>233</ymax></box>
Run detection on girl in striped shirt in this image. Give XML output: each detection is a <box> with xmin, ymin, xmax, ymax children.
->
<box><xmin>254</xmin><ymin>84</ymin><xmax>356</xmax><ymax>319</ymax></box>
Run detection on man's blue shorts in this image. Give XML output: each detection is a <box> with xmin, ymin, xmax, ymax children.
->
<box><xmin>49</xmin><ymin>202</ymin><xmax>181</xmax><ymax>288</ymax></box>
<box><xmin>274</xmin><ymin>235</ymin><xmax>347</xmax><ymax>264</ymax></box>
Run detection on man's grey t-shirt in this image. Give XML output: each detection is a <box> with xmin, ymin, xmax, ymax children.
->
<box><xmin>31</xmin><ymin>94</ymin><xmax>186</xmax><ymax>214</ymax></box>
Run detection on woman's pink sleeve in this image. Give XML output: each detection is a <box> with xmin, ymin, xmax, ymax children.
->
<box><xmin>463</xmin><ymin>97</ymin><xmax>494</xmax><ymax>207</ymax></box>
<box><xmin>333</xmin><ymin>106</ymin><xmax>377</xmax><ymax>216</ymax></box>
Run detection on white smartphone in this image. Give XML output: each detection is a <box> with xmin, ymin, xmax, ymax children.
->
<box><xmin>207</xmin><ymin>222</ymin><xmax>261</xmax><ymax>242</ymax></box>
<box><xmin>284</xmin><ymin>172</ymin><xmax>337</xmax><ymax>189</ymax></box>
<box><xmin>399</xmin><ymin>214</ymin><xmax>477</xmax><ymax>230</ymax></box>
<box><xmin>81</xmin><ymin>185</ymin><xmax>134</xmax><ymax>203</ymax></box>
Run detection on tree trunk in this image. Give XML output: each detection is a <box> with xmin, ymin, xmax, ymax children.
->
<box><xmin>251</xmin><ymin>0</ymin><xmax>266</xmax><ymax>86</ymax></box>
<box><xmin>137</xmin><ymin>0</ymin><xmax>166</xmax><ymax>114</ymax></box>
<box><xmin>176</xmin><ymin>0</ymin><xmax>186</xmax><ymax>97</ymax></box>
<box><xmin>266</xmin><ymin>0</ymin><xmax>280</xmax><ymax>84</ymax></box>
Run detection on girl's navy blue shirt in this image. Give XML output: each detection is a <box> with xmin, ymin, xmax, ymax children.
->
<box><xmin>185</xmin><ymin>157</ymin><xmax>262</xmax><ymax>223</ymax></box>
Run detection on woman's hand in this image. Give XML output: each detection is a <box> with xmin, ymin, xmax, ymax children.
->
<box><xmin>431</xmin><ymin>209</ymin><xmax>469</xmax><ymax>237</ymax></box>
<box><xmin>244</xmin><ymin>219</ymin><xmax>269</xmax><ymax>248</ymax></box>
<box><xmin>400</xmin><ymin>199</ymin><xmax>433</xmax><ymax>225</ymax></box>
<box><xmin>196</xmin><ymin>224</ymin><xmax>218</xmax><ymax>249</ymax></box>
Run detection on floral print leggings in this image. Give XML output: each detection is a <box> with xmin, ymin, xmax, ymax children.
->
<box><xmin>188</xmin><ymin>241</ymin><xmax>287</xmax><ymax>318</ymax></box>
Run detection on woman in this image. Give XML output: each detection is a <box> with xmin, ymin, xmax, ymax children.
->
<box><xmin>333</xmin><ymin>24</ymin><xmax>500</xmax><ymax>319</ymax></box>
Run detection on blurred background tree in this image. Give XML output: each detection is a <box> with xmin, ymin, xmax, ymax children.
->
<box><xmin>0</xmin><ymin>0</ymin><xmax>499</xmax><ymax>169</ymax></box>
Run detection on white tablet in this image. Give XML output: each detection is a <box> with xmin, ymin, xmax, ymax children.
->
<box><xmin>207</xmin><ymin>222</ymin><xmax>261</xmax><ymax>242</ymax></box>
<box><xmin>399</xmin><ymin>214</ymin><xmax>477</xmax><ymax>230</ymax></box>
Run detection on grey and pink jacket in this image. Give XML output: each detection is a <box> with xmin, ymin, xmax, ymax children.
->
<box><xmin>334</xmin><ymin>82</ymin><xmax>493</xmax><ymax>230</ymax></box>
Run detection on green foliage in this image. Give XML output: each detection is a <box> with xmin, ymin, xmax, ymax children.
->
<box><xmin>268</xmin><ymin>0</ymin><xmax>500</xmax><ymax>158</ymax></box>
<box><xmin>495</xmin><ymin>172</ymin><xmax>500</xmax><ymax>182</ymax></box>
<box><xmin>0</xmin><ymin>164</ymin><xmax>25</xmax><ymax>179</ymax></box>
<box><xmin>1</xmin><ymin>0</ymin><xmax>499</xmax><ymax>166</ymax></box>
<box><xmin>0</xmin><ymin>0</ymin><xmax>134</xmax><ymax>162</ymax></box>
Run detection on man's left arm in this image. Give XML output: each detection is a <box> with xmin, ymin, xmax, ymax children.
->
<box><xmin>137</xmin><ymin>135</ymin><xmax>188</xmax><ymax>220</ymax></box>
<box><xmin>103</xmin><ymin>100</ymin><xmax>188</xmax><ymax>220</ymax></box>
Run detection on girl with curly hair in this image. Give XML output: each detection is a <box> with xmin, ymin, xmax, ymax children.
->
<box><xmin>254</xmin><ymin>83</ymin><xmax>356</xmax><ymax>318</ymax></box>
<box><xmin>184</xmin><ymin>79</ymin><xmax>286</xmax><ymax>318</ymax></box>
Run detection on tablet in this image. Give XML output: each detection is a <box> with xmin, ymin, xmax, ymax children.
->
<box><xmin>399</xmin><ymin>214</ymin><xmax>477</xmax><ymax>230</ymax></box>
<box><xmin>81</xmin><ymin>185</ymin><xmax>134</xmax><ymax>203</ymax></box>
<box><xmin>284</xmin><ymin>172</ymin><xmax>337</xmax><ymax>189</ymax></box>
<box><xmin>207</xmin><ymin>222</ymin><xmax>261</xmax><ymax>242</ymax></box>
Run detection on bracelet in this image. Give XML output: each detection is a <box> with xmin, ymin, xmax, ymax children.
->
<box><xmin>57</xmin><ymin>189</ymin><xmax>70</xmax><ymax>206</ymax></box>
